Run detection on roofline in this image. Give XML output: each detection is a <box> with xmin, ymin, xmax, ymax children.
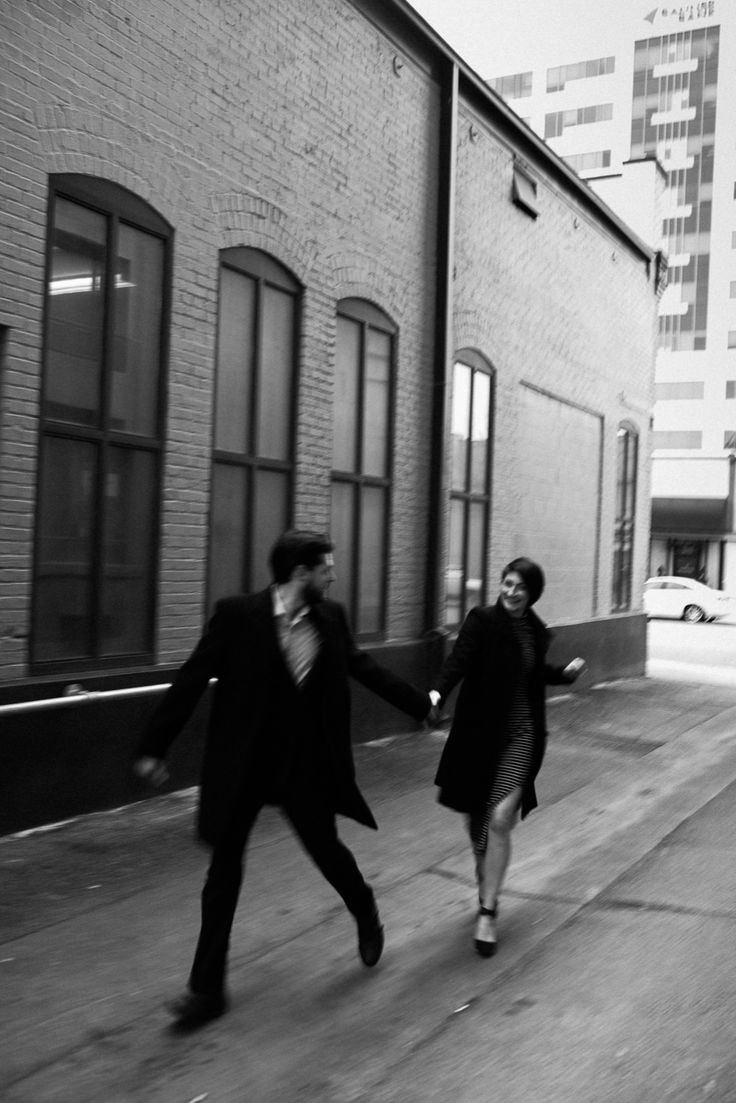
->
<box><xmin>353</xmin><ymin>0</ymin><xmax>655</xmax><ymax>265</ymax></box>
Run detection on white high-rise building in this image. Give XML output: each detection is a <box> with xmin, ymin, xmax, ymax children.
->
<box><xmin>419</xmin><ymin>0</ymin><xmax>736</xmax><ymax>590</ymax></box>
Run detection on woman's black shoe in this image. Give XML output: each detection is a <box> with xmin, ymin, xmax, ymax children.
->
<box><xmin>473</xmin><ymin>905</ymin><xmax>497</xmax><ymax>958</ymax></box>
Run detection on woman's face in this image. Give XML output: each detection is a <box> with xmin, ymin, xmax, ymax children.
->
<box><xmin>500</xmin><ymin>570</ymin><xmax>530</xmax><ymax>618</ymax></box>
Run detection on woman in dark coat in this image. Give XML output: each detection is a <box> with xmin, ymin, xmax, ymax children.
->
<box><xmin>430</xmin><ymin>557</ymin><xmax>585</xmax><ymax>957</ymax></box>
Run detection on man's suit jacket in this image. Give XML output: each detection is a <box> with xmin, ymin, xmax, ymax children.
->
<box><xmin>137</xmin><ymin>589</ymin><xmax>429</xmax><ymax>843</ymax></box>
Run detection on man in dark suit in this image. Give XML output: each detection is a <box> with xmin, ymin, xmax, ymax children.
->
<box><xmin>134</xmin><ymin>530</ymin><xmax>432</xmax><ymax>1028</ymax></box>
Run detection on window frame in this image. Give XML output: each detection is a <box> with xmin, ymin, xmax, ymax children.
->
<box><xmin>445</xmin><ymin>349</ymin><xmax>494</xmax><ymax>628</ymax></box>
<box><xmin>611</xmin><ymin>422</ymin><xmax>638</xmax><ymax>614</ymax></box>
<box><xmin>330</xmin><ymin>297</ymin><xmax>396</xmax><ymax>641</ymax></box>
<box><xmin>207</xmin><ymin>247</ymin><xmax>300</xmax><ymax>608</ymax></box>
<box><xmin>31</xmin><ymin>175</ymin><xmax>171</xmax><ymax>672</ymax></box>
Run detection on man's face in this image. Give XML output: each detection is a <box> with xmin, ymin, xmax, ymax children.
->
<box><xmin>302</xmin><ymin>553</ymin><xmax>336</xmax><ymax>605</ymax></box>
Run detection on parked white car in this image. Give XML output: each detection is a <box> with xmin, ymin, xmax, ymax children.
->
<box><xmin>643</xmin><ymin>576</ymin><xmax>734</xmax><ymax>623</ymax></box>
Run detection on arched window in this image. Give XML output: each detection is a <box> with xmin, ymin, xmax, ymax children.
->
<box><xmin>208</xmin><ymin>248</ymin><xmax>298</xmax><ymax>607</ymax></box>
<box><xmin>32</xmin><ymin>175</ymin><xmax>171</xmax><ymax>668</ymax></box>
<box><xmin>612</xmin><ymin>422</ymin><xmax>638</xmax><ymax>612</ymax></box>
<box><xmin>446</xmin><ymin>350</ymin><xmax>494</xmax><ymax>626</ymax></box>
<box><xmin>330</xmin><ymin>299</ymin><xmax>395</xmax><ymax>638</ymax></box>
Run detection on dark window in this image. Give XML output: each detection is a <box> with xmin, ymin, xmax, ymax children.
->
<box><xmin>726</xmin><ymin>381</ymin><xmax>736</xmax><ymax>398</ymax></box>
<box><xmin>546</xmin><ymin>55</ymin><xmax>614</xmax><ymax>92</ymax></box>
<box><xmin>330</xmin><ymin>299</ymin><xmax>395</xmax><ymax>639</ymax></box>
<box><xmin>612</xmin><ymin>424</ymin><xmax>638</xmax><ymax>613</ymax></box>
<box><xmin>652</xmin><ymin>430</ymin><xmax>703</xmax><ymax>449</ymax></box>
<box><xmin>544</xmin><ymin>102</ymin><xmax>613</xmax><ymax>138</ymax></box>
<box><xmin>724</xmin><ymin>431</ymin><xmax>736</xmax><ymax>450</ymax></box>
<box><xmin>655</xmin><ymin>381</ymin><xmax>704</xmax><ymax>399</ymax></box>
<box><xmin>446</xmin><ymin>351</ymin><xmax>494</xmax><ymax>627</ymax></box>
<box><xmin>208</xmin><ymin>249</ymin><xmax>298</xmax><ymax>608</ymax></box>
<box><xmin>33</xmin><ymin>176</ymin><xmax>170</xmax><ymax>668</ymax></box>
<box><xmin>563</xmin><ymin>150</ymin><xmax>612</xmax><ymax>173</ymax></box>
<box><xmin>488</xmin><ymin>71</ymin><xmax>533</xmax><ymax>99</ymax></box>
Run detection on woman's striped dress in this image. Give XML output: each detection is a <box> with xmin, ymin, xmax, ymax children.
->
<box><xmin>469</xmin><ymin>613</ymin><xmax>537</xmax><ymax>853</ymax></box>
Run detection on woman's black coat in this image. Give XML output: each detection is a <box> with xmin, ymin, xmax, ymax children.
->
<box><xmin>434</xmin><ymin>600</ymin><xmax>571</xmax><ymax>819</ymax></box>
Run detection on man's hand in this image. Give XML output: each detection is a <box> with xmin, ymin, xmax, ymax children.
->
<box><xmin>133</xmin><ymin>756</ymin><xmax>169</xmax><ymax>788</ymax></box>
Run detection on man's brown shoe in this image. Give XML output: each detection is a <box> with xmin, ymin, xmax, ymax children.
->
<box><xmin>357</xmin><ymin>905</ymin><xmax>384</xmax><ymax>967</ymax></box>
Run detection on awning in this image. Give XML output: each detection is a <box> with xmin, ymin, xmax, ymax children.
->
<box><xmin>651</xmin><ymin>497</ymin><xmax>730</xmax><ymax>536</ymax></box>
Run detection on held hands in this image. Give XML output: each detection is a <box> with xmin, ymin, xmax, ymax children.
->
<box><xmin>426</xmin><ymin>689</ymin><xmax>443</xmax><ymax>728</ymax></box>
<box><xmin>562</xmin><ymin>657</ymin><xmax>587</xmax><ymax>682</ymax></box>
<box><xmin>133</xmin><ymin>756</ymin><xmax>169</xmax><ymax>788</ymax></box>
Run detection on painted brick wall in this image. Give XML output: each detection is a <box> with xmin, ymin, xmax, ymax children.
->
<box><xmin>452</xmin><ymin>101</ymin><xmax>655</xmax><ymax>619</ymax></box>
<box><xmin>0</xmin><ymin>0</ymin><xmax>655</xmax><ymax>689</ymax></box>
<box><xmin>0</xmin><ymin>0</ymin><xmax>440</xmax><ymax>676</ymax></box>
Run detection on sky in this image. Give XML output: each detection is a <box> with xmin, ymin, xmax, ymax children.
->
<box><xmin>405</xmin><ymin>0</ymin><xmax>666</xmax><ymax>80</ymax></box>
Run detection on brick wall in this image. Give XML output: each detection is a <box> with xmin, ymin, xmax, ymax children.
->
<box><xmin>0</xmin><ymin>0</ymin><xmax>655</xmax><ymax>689</ymax></box>
<box><xmin>452</xmin><ymin>101</ymin><xmax>655</xmax><ymax>620</ymax></box>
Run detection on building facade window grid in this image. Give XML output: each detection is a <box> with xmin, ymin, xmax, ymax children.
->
<box><xmin>630</xmin><ymin>26</ymin><xmax>720</xmax><ymax>352</ymax></box>
<box><xmin>330</xmin><ymin>299</ymin><xmax>395</xmax><ymax>640</ymax></box>
<box><xmin>445</xmin><ymin>353</ymin><xmax>493</xmax><ymax>627</ymax></box>
<box><xmin>208</xmin><ymin>249</ymin><xmax>298</xmax><ymax>611</ymax></box>
<box><xmin>32</xmin><ymin>177</ymin><xmax>170</xmax><ymax>670</ymax></box>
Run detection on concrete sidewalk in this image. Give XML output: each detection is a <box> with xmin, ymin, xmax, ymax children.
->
<box><xmin>3</xmin><ymin>676</ymin><xmax>736</xmax><ymax>1102</ymax></box>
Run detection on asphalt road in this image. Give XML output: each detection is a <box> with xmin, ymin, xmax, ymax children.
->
<box><xmin>5</xmin><ymin>677</ymin><xmax>736</xmax><ymax>1101</ymax></box>
<box><xmin>647</xmin><ymin>613</ymin><xmax>736</xmax><ymax>687</ymax></box>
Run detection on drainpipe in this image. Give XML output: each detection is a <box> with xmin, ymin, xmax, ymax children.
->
<box><xmin>424</xmin><ymin>57</ymin><xmax>458</xmax><ymax>638</ymax></box>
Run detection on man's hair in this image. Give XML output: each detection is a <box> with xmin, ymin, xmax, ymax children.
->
<box><xmin>269</xmin><ymin>530</ymin><xmax>334</xmax><ymax>584</ymax></box>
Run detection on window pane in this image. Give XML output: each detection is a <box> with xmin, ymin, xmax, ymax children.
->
<box><xmin>362</xmin><ymin>328</ymin><xmax>390</xmax><ymax>477</ymax></box>
<box><xmin>333</xmin><ymin>315</ymin><xmax>360</xmax><ymax>471</ymax></box>
<box><xmin>100</xmin><ymin>447</ymin><xmax>156</xmax><ymax>655</ymax></box>
<box><xmin>34</xmin><ymin>437</ymin><xmax>97</xmax><ymax>660</ymax></box>
<box><xmin>330</xmin><ymin>481</ymin><xmax>355</xmax><ymax>613</ymax></box>
<box><xmin>451</xmin><ymin>362</ymin><xmax>471</xmax><ymax>490</ymax></box>
<box><xmin>109</xmin><ymin>224</ymin><xmax>164</xmax><ymax>436</ymax></box>
<box><xmin>466</xmin><ymin>501</ymin><xmax>485</xmax><ymax>611</ymax></box>
<box><xmin>258</xmin><ymin>285</ymin><xmax>294</xmax><ymax>460</ymax></box>
<box><xmin>209</xmin><ymin>463</ymin><xmax>247</xmax><ymax>607</ymax></box>
<box><xmin>215</xmin><ymin>267</ymin><xmax>255</xmax><ymax>453</ymax></box>
<box><xmin>445</xmin><ymin>497</ymin><xmax>465</xmax><ymax>626</ymax></box>
<box><xmin>470</xmin><ymin>371</ymin><xmax>490</xmax><ymax>494</ymax></box>
<box><xmin>359</xmin><ymin>486</ymin><xmax>386</xmax><ymax>635</ymax></box>
<box><xmin>46</xmin><ymin>198</ymin><xmax>106</xmax><ymax>426</ymax></box>
<box><xmin>252</xmin><ymin>469</ymin><xmax>290</xmax><ymax>591</ymax></box>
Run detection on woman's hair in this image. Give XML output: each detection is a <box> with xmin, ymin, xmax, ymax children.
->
<box><xmin>502</xmin><ymin>557</ymin><xmax>545</xmax><ymax>606</ymax></box>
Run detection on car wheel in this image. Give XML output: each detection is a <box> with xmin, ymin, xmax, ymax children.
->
<box><xmin>683</xmin><ymin>604</ymin><xmax>705</xmax><ymax>623</ymax></box>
